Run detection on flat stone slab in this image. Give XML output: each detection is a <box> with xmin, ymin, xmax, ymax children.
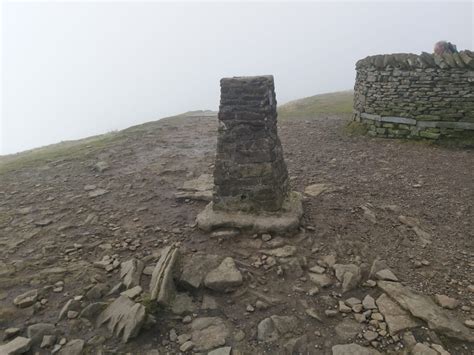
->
<box><xmin>376</xmin><ymin>293</ymin><xmax>420</xmax><ymax>335</ymax></box>
<box><xmin>332</xmin><ymin>343</ymin><xmax>381</xmax><ymax>355</ymax></box>
<box><xmin>57</xmin><ymin>339</ymin><xmax>84</xmax><ymax>355</ymax></box>
<box><xmin>190</xmin><ymin>317</ymin><xmax>229</xmax><ymax>352</ymax></box>
<box><xmin>304</xmin><ymin>183</ymin><xmax>331</xmax><ymax>197</ymax></box>
<box><xmin>149</xmin><ymin>246</ymin><xmax>179</xmax><ymax>305</ymax></box>
<box><xmin>378</xmin><ymin>281</ymin><xmax>474</xmax><ymax>342</ymax></box>
<box><xmin>0</xmin><ymin>336</ymin><xmax>32</xmax><ymax>354</ymax></box>
<box><xmin>178</xmin><ymin>253</ymin><xmax>222</xmax><ymax>290</ymax></box>
<box><xmin>196</xmin><ymin>191</ymin><xmax>303</xmax><ymax>233</ymax></box>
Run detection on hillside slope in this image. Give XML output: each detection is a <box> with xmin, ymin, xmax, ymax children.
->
<box><xmin>0</xmin><ymin>92</ymin><xmax>473</xmax><ymax>354</ymax></box>
<box><xmin>0</xmin><ymin>91</ymin><xmax>353</xmax><ymax>173</ymax></box>
<box><xmin>278</xmin><ymin>90</ymin><xmax>353</xmax><ymax>119</ymax></box>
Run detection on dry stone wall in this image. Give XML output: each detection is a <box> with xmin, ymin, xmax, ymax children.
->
<box><xmin>213</xmin><ymin>76</ymin><xmax>289</xmax><ymax>213</ymax></box>
<box><xmin>353</xmin><ymin>51</ymin><xmax>474</xmax><ymax>139</ymax></box>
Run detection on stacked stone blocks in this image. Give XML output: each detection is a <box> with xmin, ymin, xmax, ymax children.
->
<box><xmin>353</xmin><ymin>52</ymin><xmax>474</xmax><ymax>140</ymax></box>
<box><xmin>213</xmin><ymin>76</ymin><xmax>288</xmax><ymax>212</ymax></box>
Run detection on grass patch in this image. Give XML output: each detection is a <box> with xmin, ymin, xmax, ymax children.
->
<box><xmin>344</xmin><ymin>121</ymin><xmax>368</xmax><ymax>136</ymax></box>
<box><xmin>0</xmin><ymin>132</ymin><xmax>124</xmax><ymax>175</ymax></box>
<box><xmin>0</xmin><ymin>113</ymin><xmax>189</xmax><ymax>176</ymax></box>
<box><xmin>278</xmin><ymin>91</ymin><xmax>353</xmax><ymax>120</ymax></box>
<box><xmin>436</xmin><ymin>134</ymin><xmax>474</xmax><ymax>149</ymax></box>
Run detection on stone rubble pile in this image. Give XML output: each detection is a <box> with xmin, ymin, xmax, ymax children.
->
<box><xmin>1</xmin><ymin>236</ymin><xmax>473</xmax><ymax>354</ymax></box>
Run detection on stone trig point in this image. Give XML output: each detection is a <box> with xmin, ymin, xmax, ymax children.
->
<box><xmin>197</xmin><ymin>75</ymin><xmax>303</xmax><ymax>233</ymax></box>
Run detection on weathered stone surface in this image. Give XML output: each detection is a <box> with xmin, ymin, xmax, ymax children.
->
<box><xmin>257</xmin><ymin>315</ymin><xmax>298</xmax><ymax>343</ymax></box>
<box><xmin>40</xmin><ymin>335</ymin><xmax>56</xmax><ymax>349</ymax></box>
<box><xmin>208</xmin><ymin>346</ymin><xmax>232</xmax><ymax>355</ymax></box>
<box><xmin>0</xmin><ymin>337</ymin><xmax>32</xmax><ymax>354</ymax></box>
<box><xmin>190</xmin><ymin>317</ymin><xmax>229</xmax><ymax>351</ymax></box>
<box><xmin>309</xmin><ymin>273</ymin><xmax>333</xmax><ymax>288</ymax></box>
<box><xmin>377</xmin><ymin>292</ymin><xmax>419</xmax><ymax>335</ymax></box>
<box><xmin>26</xmin><ymin>323</ymin><xmax>56</xmax><ymax>345</ymax></box>
<box><xmin>332</xmin><ymin>343</ymin><xmax>381</xmax><ymax>355</ymax></box>
<box><xmin>270</xmin><ymin>315</ymin><xmax>298</xmax><ymax>334</ymax></box>
<box><xmin>362</xmin><ymin>295</ymin><xmax>377</xmax><ymax>310</ymax></box>
<box><xmin>411</xmin><ymin>343</ymin><xmax>438</xmax><ymax>355</ymax></box>
<box><xmin>97</xmin><ymin>295</ymin><xmax>146</xmax><ymax>343</ymax></box>
<box><xmin>3</xmin><ymin>328</ymin><xmax>21</xmax><ymax>340</ymax></box>
<box><xmin>261</xmin><ymin>245</ymin><xmax>297</xmax><ymax>258</ymax></box>
<box><xmin>171</xmin><ymin>293</ymin><xmax>196</xmax><ymax>315</ymax></box>
<box><xmin>79</xmin><ymin>302</ymin><xmax>108</xmax><ymax>320</ymax></box>
<box><xmin>304</xmin><ymin>183</ymin><xmax>331</xmax><ymax>197</ymax></box>
<box><xmin>179</xmin><ymin>253</ymin><xmax>222</xmax><ymax>290</ymax></box>
<box><xmin>375</xmin><ymin>269</ymin><xmax>398</xmax><ymax>282</ymax></box>
<box><xmin>257</xmin><ymin>317</ymin><xmax>279</xmax><ymax>342</ymax></box>
<box><xmin>378</xmin><ymin>281</ymin><xmax>474</xmax><ymax>341</ymax></box>
<box><xmin>57</xmin><ymin>339</ymin><xmax>84</xmax><ymax>355</ymax></box>
<box><xmin>369</xmin><ymin>259</ymin><xmax>388</xmax><ymax>279</ymax></box>
<box><xmin>197</xmin><ymin>191</ymin><xmax>303</xmax><ymax>233</ymax></box>
<box><xmin>212</xmin><ymin>75</ymin><xmax>288</xmax><ymax>213</ymax></box>
<box><xmin>120</xmin><ymin>259</ymin><xmax>144</xmax><ymax>289</ymax></box>
<box><xmin>13</xmin><ymin>289</ymin><xmax>38</xmax><ymax>308</ymax></box>
<box><xmin>430</xmin><ymin>344</ymin><xmax>451</xmax><ymax>355</ymax></box>
<box><xmin>283</xmin><ymin>335</ymin><xmax>309</xmax><ymax>354</ymax></box>
<box><xmin>333</xmin><ymin>264</ymin><xmax>361</xmax><ymax>293</ymax></box>
<box><xmin>149</xmin><ymin>246</ymin><xmax>179</xmax><ymax>305</ymax></box>
<box><xmin>201</xmin><ymin>294</ymin><xmax>219</xmax><ymax>310</ymax></box>
<box><xmin>334</xmin><ymin>319</ymin><xmax>362</xmax><ymax>339</ymax></box>
<box><xmin>204</xmin><ymin>257</ymin><xmax>243</xmax><ymax>292</ymax></box>
<box><xmin>434</xmin><ymin>294</ymin><xmax>459</xmax><ymax>310</ymax></box>
<box><xmin>354</xmin><ymin>52</ymin><xmax>474</xmax><ymax>140</ymax></box>
<box><xmin>58</xmin><ymin>299</ymin><xmax>81</xmax><ymax>321</ymax></box>
<box><xmin>86</xmin><ymin>283</ymin><xmax>109</xmax><ymax>300</ymax></box>
<box><xmin>197</xmin><ymin>76</ymin><xmax>303</xmax><ymax>233</ymax></box>
<box><xmin>120</xmin><ymin>285</ymin><xmax>142</xmax><ymax>299</ymax></box>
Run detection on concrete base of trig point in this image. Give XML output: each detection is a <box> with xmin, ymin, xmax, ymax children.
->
<box><xmin>197</xmin><ymin>191</ymin><xmax>303</xmax><ymax>234</ymax></box>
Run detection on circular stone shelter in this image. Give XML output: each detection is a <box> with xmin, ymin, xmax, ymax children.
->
<box><xmin>353</xmin><ymin>51</ymin><xmax>474</xmax><ymax>140</ymax></box>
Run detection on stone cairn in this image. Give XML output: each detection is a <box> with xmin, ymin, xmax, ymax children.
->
<box><xmin>197</xmin><ymin>75</ymin><xmax>302</xmax><ymax>233</ymax></box>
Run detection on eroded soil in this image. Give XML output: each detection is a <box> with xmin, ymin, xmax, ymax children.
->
<box><xmin>0</xmin><ymin>114</ymin><xmax>473</xmax><ymax>354</ymax></box>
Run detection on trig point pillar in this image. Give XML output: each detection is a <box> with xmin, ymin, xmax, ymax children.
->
<box><xmin>197</xmin><ymin>75</ymin><xmax>303</xmax><ymax>233</ymax></box>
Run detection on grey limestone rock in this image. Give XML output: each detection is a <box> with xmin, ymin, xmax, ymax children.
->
<box><xmin>378</xmin><ymin>281</ymin><xmax>474</xmax><ymax>341</ymax></box>
<box><xmin>204</xmin><ymin>257</ymin><xmax>243</xmax><ymax>292</ymax></box>
<box><xmin>0</xmin><ymin>337</ymin><xmax>32</xmax><ymax>354</ymax></box>
<box><xmin>97</xmin><ymin>295</ymin><xmax>146</xmax><ymax>343</ymax></box>
<box><xmin>149</xmin><ymin>246</ymin><xmax>179</xmax><ymax>305</ymax></box>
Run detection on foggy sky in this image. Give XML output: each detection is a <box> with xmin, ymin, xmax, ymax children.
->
<box><xmin>1</xmin><ymin>1</ymin><xmax>473</xmax><ymax>155</ymax></box>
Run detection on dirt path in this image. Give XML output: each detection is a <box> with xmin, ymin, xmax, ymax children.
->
<box><xmin>0</xmin><ymin>114</ymin><xmax>472</xmax><ymax>354</ymax></box>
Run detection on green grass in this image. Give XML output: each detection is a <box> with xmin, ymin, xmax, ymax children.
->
<box><xmin>0</xmin><ymin>132</ymin><xmax>124</xmax><ymax>175</ymax></box>
<box><xmin>278</xmin><ymin>91</ymin><xmax>354</xmax><ymax>120</ymax></box>
<box><xmin>343</xmin><ymin>121</ymin><xmax>368</xmax><ymax>136</ymax></box>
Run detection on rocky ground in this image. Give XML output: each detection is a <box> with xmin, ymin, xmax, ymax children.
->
<box><xmin>0</xmin><ymin>113</ymin><xmax>473</xmax><ymax>354</ymax></box>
